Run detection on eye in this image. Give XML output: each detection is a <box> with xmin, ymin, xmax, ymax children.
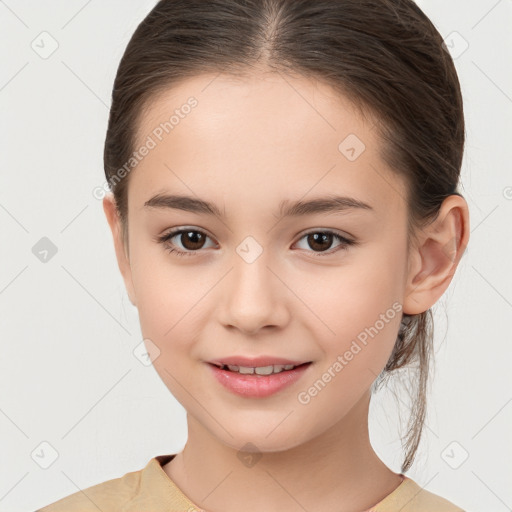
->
<box><xmin>294</xmin><ymin>230</ymin><xmax>356</xmax><ymax>257</ymax></box>
<box><xmin>156</xmin><ymin>228</ymin><xmax>216</xmax><ymax>257</ymax></box>
<box><xmin>156</xmin><ymin>227</ymin><xmax>357</xmax><ymax>258</ymax></box>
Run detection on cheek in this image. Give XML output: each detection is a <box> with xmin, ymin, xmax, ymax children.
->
<box><xmin>129</xmin><ymin>246</ymin><xmax>192</xmax><ymax>340</ymax></box>
<box><xmin>133</xmin><ymin>263</ymin><xmax>205</xmax><ymax>401</ymax></box>
<box><xmin>130</xmin><ymin>251</ymin><xmax>215</xmax><ymax>366</ymax></box>
<box><xmin>295</xmin><ymin>268</ymin><xmax>403</xmax><ymax>417</ymax></box>
<box><xmin>296</xmin><ymin>251</ymin><xmax>404</xmax><ymax>363</ymax></box>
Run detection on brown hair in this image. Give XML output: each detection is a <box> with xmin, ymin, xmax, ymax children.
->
<box><xmin>103</xmin><ymin>0</ymin><xmax>465</xmax><ymax>473</ymax></box>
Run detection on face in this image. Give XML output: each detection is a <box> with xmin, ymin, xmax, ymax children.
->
<box><xmin>110</xmin><ymin>72</ymin><xmax>413</xmax><ymax>452</ymax></box>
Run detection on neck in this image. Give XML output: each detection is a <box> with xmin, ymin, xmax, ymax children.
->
<box><xmin>163</xmin><ymin>391</ymin><xmax>403</xmax><ymax>512</ymax></box>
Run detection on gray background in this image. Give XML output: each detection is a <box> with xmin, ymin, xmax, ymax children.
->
<box><xmin>1</xmin><ymin>1</ymin><xmax>511</xmax><ymax>511</ymax></box>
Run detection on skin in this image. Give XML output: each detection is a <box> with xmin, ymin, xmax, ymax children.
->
<box><xmin>103</xmin><ymin>71</ymin><xmax>469</xmax><ymax>512</ymax></box>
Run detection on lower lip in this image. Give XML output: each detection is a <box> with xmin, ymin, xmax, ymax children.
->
<box><xmin>207</xmin><ymin>362</ymin><xmax>312</xmax><ymax>398</ymax></box>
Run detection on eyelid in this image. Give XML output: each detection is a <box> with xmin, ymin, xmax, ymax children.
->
<box><xmin>156</xmin><ymin>226</ymin><xmax>217</xmax><ymax>249</ymax></box>
<box><xmin>293</xmin><ymin>229</ymin><xmax>356</xmax><ymax>256</ymax></box>
<box><xmin>295</xmin><ymin>227</ymin><xmax>354</xmax><ymax>243</ymax></box>
<box><xmin>156</xmin><ymin>226</ymin><xmax>357</xmax><ymax>257</ymax></box>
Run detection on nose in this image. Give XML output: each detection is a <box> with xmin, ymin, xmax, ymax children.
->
<box><xmin>218</xmin><ymin>251</ymin><xmax>290</xmax><ymax>336</ymax></box>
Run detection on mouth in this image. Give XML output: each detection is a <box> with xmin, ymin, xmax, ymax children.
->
<box><xmin>208</xmin><ymin>361</ymin><xmax>311</xmax><ymax>375</ymax></box>
<box><xmin>206</xmin><ymin>359</ymin><xmax>313</xmax><ymax>398</ymax></box>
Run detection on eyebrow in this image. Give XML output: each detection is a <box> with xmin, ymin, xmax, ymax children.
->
<box><xmin>143</xmin><ymin>193</ymin><xmax>374</xmax><ymax>219</ymax></box>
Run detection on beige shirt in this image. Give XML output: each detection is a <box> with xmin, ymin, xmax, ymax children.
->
<box><xmin>36</xmin><ymin>453</ymin><xmax>465</xmax><ymax>511</ymax></box>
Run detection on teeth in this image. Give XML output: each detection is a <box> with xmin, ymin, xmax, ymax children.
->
<box><xmin>219</xmin><ymin>364</ymin><xmax>300</xmax><ymax>375</ymax></box>
<box><xmin>255</xmin><ymin>365</ymin><xmax>274</xmax><ymax>375</ymax></box>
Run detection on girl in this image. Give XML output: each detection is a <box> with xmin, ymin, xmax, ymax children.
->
<box><xmin>37</xmin><ymin>0</ymin><xmax>469</xmax><ymax>510</ymax></box>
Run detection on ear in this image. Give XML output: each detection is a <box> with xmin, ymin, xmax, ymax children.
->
<box><xmin>102</xmin><ymin>193</ymin><xmax>137</xmax><ymax>307</ymax></box>
<box><xmin>403</xmin><ymin>194</ymin><xmax>470</xmax><ymax>315</ymax></box>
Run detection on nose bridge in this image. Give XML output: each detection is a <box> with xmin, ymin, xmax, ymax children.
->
<box><xmin>220</xmin><ymin>241</ymin><xmax>288</xmax><ymax>333</ymax></box>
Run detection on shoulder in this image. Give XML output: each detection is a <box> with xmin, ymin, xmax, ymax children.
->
<box><xmin>371</xmin><ymin>477</ymin><xmax>465</xmax><ymax>512</ymax></box>
<box><xmin>35</xmin><ymin>454</ymin><xmax>183</xmax><ymax>512</ymax></box>
<box><xmin>35</xmin><ymin>466</ymin><xmax>142</xmax><ymax>512</ymax></box>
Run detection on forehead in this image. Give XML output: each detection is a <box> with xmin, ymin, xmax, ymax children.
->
<box><xmin>137</xmin><ymin>71</ymin><xmax>371</xmax><ymax>147</ymax></box>
<box><xmin>130</xmin><ymin>72</ymin><xmax>407</xmax><ymax>217</ymax></box>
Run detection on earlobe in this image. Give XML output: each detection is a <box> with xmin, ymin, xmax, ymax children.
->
<box><xmin>102</xmin><ymin>194</ymin><xmax>137</xmax><ymax>307</ymax></box>
<box><xmin>403</xmin><ymin>195</ymin><xmax>470</xmax><ymax>315</ymax></box>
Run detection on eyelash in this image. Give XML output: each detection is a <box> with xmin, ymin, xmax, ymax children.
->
<box><xmin>156</xmin><ymin>228</ymin><xmax>357</xmax><ymax>258</ymax></box>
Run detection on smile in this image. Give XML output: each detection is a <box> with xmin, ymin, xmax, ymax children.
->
<box><xmin>207</xmin><ymin>362</ymin><xmax>312</xmax><ymax>398</ymax></box>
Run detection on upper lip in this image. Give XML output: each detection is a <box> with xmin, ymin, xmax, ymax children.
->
<box><xmin>207</xmin><ymin>356</ymin><xmax>311</xmax><ymax>367</ymax></box>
